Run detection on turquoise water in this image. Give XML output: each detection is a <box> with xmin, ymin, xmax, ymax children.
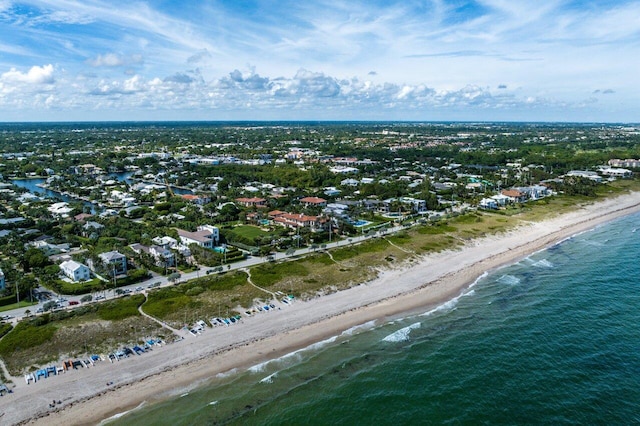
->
<box><xmin>112</xmin><ymin>213</ymin><xmax>640</xmax><ymax>425</ymax></box>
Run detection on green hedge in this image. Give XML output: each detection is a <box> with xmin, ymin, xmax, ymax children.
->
<box><xmin>0</xmin><ymin>294</ymin><xmax>16</xmax><ymax>308</ymax></box>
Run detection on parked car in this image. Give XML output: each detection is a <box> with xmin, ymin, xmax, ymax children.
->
<box><xmin>69</xmin><ymin>301</ymin><xmax>79</xmax><ymax>306</ymax></box>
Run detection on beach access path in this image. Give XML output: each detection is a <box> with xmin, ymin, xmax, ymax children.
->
<box><xmin>3</xmin><ymin>191</ymin><xmax>640</xmax><ymax>426</ymax></box>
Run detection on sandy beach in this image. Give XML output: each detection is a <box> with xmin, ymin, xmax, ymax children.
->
<box><xmin>3</xmin><ymin>192</ymin><xmax>640</xmax><ymax>425</ymax></box>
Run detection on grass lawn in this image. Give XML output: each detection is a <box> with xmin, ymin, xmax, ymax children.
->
<box><xmin>230</xmin><ymin>225</ymin><xmax>271</xmax><ymax>240</ymax></box>
<box><xmin>0</xmin><ymin>300</ymin><xmax>38</xmax><ymax>313</ymax></box>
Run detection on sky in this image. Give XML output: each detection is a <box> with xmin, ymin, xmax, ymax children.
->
<box><xmin>0</xmin><ymin>0</ymin><xmax>638</xmax><ymax>122</ymax></box>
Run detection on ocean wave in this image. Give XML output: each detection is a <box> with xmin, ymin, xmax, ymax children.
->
<box><xmin>382</xmin><ymin>322</ymin><xmax>421</xmax><ymax>343</ymax></box>
<box><xmin>249</xmin><ymin>335</ymin><xmax>339</xmax><ymax>373</ymax></box>
<box><xmin>498</xmin><ymin>274</ymin><xmax>521</xmax><ymax>286</ymax></box>
<box><xmin>420</xmin><ymin>297</ymin><xmax>459</xmax><ymax>318</ymax></box>
<box><xmin>248</xmin><ymin>361</ymin><xmax>271</xmax><ymax>373</ymax></box>
<box><xmin>216</xmin><ymin>368</ymin><xmax>238</xmax><ymax>378</ymax></box>
<box><xmin>533</xmin><ymin>259</ymin><xmax>554</xmax><ymax>268</ymax></box>
<box><xmin>260</xmin><ymin>372</ymin><xmax>278</xmax><ymax>384</ymax></box>
<box><xmin>341</xmin><ymin>320</ymin><xmax>377</xmax><ymax>336</ymax></box>
<box><xmin>98</xmin><ymin>401</ymin><xmax>147</xmax><ymax>425</ymax></box>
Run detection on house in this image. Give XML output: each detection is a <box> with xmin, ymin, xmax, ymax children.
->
<box><xmin>151</xmin><ymin>236</ymin><xmax>178</xmax><ymax>248</ymax></box>
<box><xmin>340</xmin><ymin>178</ymin><xmax>359</xmax><ymax>187</ymax></box>
<box><xmin>74</xmin><ymin>213</ymin><xmax>93</xmax><ymax>222</ymax></box>
<box><xmin>59</xmin><ymin>260</ymin><xmax>91</xmax><ymax>282</ymax></box>
<box><xmin>177</xmin><ymin>225</ymin><xmax>219</xmax><ymax>248</ymax></box>
<box><xmin>270</xmin><ymin>211</ymin><xmax>328</xmax><ymax>232</ymax></box>
<box><xmin>48</xmin><ymin>202</ymin><xmax>73</xmax><ymax>218</ymax></box>
<box><xmin>0</xmin><ymin>268</ymin><xmax>4</xmax><ymax>291</ymax></box>
<box><xmin>130</xmin><ymin>244</ymin><xmax>176</xmax><ymax>267</ymax></box>
<box><xmin>181</xmin><ymin>194</ymin><xmax>211</xmax><ymax>205</ymax></box>
<box><xmin>565</xmin><ymin>170</ymin><xmax>603</xmax><ymax>183</ymax></box>
<box><xmin>599</xmin><ymin>168</ymin><xmax>632</xmax><ymax>178</ymax></box>
<box><xmin>501</xmin><ymin>189</ymin><xmax>527</xmax><ymax>203</ymax></box>
<box><xmin>479</xmin><ymin>198</ymin><xmax>498</xmax><ymax>210</ymax></box>
<box><xmin>490</xmin><ymin>194</ymin><xmax>511</xmax><ymax>206</ymax></box>
<box><xmin>82</xmin><ymin>221</ymin><xmax>104</xmax><ymax>237</ymax></box>
<box><xmin>300</xmin><ymin>197</ymin><xmax>327</xmax><ymax>208</ymax></box>
<box><xmin>235</xmin><ymin>197</ymin><xmax>267</xmax><ymax>208</ymax></box>
<box><xmin>99</xmin><ymin>251</ymin><xmax>127</xmax><ymax>275</ymax></box>
<box><xmin>381</xmin><ymin>197</ymin><xmax>427</xmax><ymax>214</ymax></box>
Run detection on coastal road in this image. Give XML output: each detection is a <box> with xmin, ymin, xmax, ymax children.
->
<box><xmin>1</xmin><ymin>211</ymin><xmax>464</xmax><ymax>323</ymax></box>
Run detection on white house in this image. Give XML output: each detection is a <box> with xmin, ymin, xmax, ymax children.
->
<box><xmin>177</xmin><ymin>225</ymin><xmax>219</xmax><ymax>248</ymax></box>
<box><xmin>479</xmin><ymin>198</ymin><xmax>498</xmax><ymax>209</ymax></box>
<box><xmin>99</xmin><ymin>251</ymin><xmax>127</xmax><ymax>275</ymax></box>
<box><xmin>59</xmin><ymin>260</ymin><xmax>91</xmax><ymax>282</ymax></box>
<box><xmin>152</xmin><ymin>236</ymin><xmax>178</xmax><ymax>248</ymax></box>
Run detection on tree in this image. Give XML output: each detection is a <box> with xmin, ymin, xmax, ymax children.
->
<box><xmin>168</xmin><ymin>272</ymin><xmax>181</xmax><ymax>285</ymax></box>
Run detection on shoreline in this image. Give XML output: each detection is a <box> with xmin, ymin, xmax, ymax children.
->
<box><xmin>3</xmin><ymin>192</ymin><xmax>640</xmax><ymax>425</ymax></box>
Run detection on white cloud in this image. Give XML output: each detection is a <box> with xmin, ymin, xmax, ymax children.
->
<box><xmin>86</xmin><ymin>53</ymin><xmax>143</xmax><ymax>67</ymax></box>
<box><xmin>1</xmin><ymin>64</ymin><xmax>55</xmax><ymax>84</ymax></box>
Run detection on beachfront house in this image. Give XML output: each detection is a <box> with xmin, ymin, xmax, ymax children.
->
<box><xmin>177</xmin><ymin>225</ymin><xmax>219</xmax><ymax>249</ymax></box>
<box><xmin>479</xmin><ymin>198</ymin><xmax>498</xmax><ymax>210</ymax></box>
<box><xmin>130</xmin><ymin>243</ymin><xmax>176</xmax><ymax>268</ymax></box>
<box><xmin>501</xmin><ymin>189</ymin><xmax>527</xmax><ymax>204</ymax></box>
<box><xmin>269</xmin><ymin>211</ymin><xmax>328</xmax><ymax>232</ymax></box>
<box><xmin>99</xmin><ymin>251</ymin><xmax>127</xmax><ymax>276</ymax></box>
<box><xmin>59</xmin><ymin>260</ymin><xmax>91</xmax><ymax>282</ymax></box>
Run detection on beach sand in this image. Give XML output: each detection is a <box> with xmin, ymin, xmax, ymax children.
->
<box><xmin>3</xmin><ymin>192</ymin><xmax>640</xmax><ymax>425</ymax></box>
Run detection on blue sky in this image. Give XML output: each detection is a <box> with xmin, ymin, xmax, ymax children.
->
<box><xmin>0</xmin><ymin>0</ymin><xmax>638</xmax><ymax>122</ymax></box>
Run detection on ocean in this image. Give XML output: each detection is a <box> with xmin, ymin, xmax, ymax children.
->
<box><xmin>110</xmin><ymin>212</ymin><xmax>640</xmax><ymax>425</ymax></box>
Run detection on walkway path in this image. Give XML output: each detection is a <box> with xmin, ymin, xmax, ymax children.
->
<box><xmin>383</xmin><ymin>236</ymin><xmax>416</xmax><ymax>254</ymax></box>
<box><xmin>137</xmin><ymin>293</ymin><xmax>190</xmax><ymax>339</ymax></box>
<box><xmin>242</xmin><ymin>268</ymin><xmax>277</xmax><ymax>300</ymax></box>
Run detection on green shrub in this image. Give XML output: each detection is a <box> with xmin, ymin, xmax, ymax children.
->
<box><xmin>96</xmin><ymin>295</ymin><xmax>144</xmax><ymax>321</ymax></box>
<box><xmin>0</xmin><ymin>321</ymin><xmax>55</xmax><ymax>356</ymax></box>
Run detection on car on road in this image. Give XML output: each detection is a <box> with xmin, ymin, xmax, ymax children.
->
<box><xmin>135</xmin><ymin>286</ymin><xmax>144</xmax><ymax>292</ymax></box>
<box><xmin>148</xmin><ymin>282</ymin><xmax>161</xmax><ymax>289</ymax></box>
<box><xmin>95</xmin><ymin>295</ymin><xmax>106</xmax><ymax>300</ymax></box>
<box><xmin>69</xmin><ymin>301</ymin><xmax>79</xmax><ymax>306</ymax></box>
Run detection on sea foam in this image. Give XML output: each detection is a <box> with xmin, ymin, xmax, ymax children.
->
<box><xmin>533</xmin><ymin>259</ymin><xmax>554</xmax><ymax>268</ymax></box>
<box><xmin>342</xmin><ymin>320</ymin><xmax>377</xmax><ymax>336</ymax></box>
<box><xmin>260</xmin><ymin>372</ymin><xmax>278</xmax><ymax>384</ymax></box>
<box><xmin>498</xmin><ymin>274</ymin><xmax>521</xmax><ymax>286</ymax></box>
<box><xmin>382</xmin><ymin>322</ymin><xmax>421</xmax><ymax>343</ymax></box>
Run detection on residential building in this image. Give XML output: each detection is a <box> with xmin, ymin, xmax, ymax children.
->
<box><xmin>236</xmin><ymin>197</ymin><xmax>267</xmax><ymax>208</ymax></box>
<box><xmin>59</xmin><ymin>260</ymin><xmax>91</xmax><ymax>282</ymax></box>
<box><xmin>565</xmin><ymin>170</ymin><xmax>603</xmax><ymax>183</ymax></box>
<box><xmin>130</xmin><ymin>243</ymin><xmax>176</xmax><ymax>267</ymax></box>
<box><xmin>501</xmin><ymin>189</ymin><xmax>528</xmax><ymax>203</ymax></box>
<box><xmin>151</xmin><ymin>236</ymin><xmax>178</xmax><ymax>248</ymax></box>
<box><xmin>269</xmin><ymin>211</ymin><xmax>328</xmax><ymax>232</ymax></box>
<box><xmin>300</xmin><ymin>196</ymin><xmax>327</xmax><ymax>208</ymax></box>
<box><xmin>177</xmin><ymin>225</ymin><xmax>219</xmax><ymax>248</ymax></box>
<box><xmin>181</xmin><ymin>194</ymin><xmax>211</xmax><ymax>205</ymax></box>
<box><xmin>99</xmin><ymin>251</ymin><xmax>127</xmax><ymax>275</ymax></box>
